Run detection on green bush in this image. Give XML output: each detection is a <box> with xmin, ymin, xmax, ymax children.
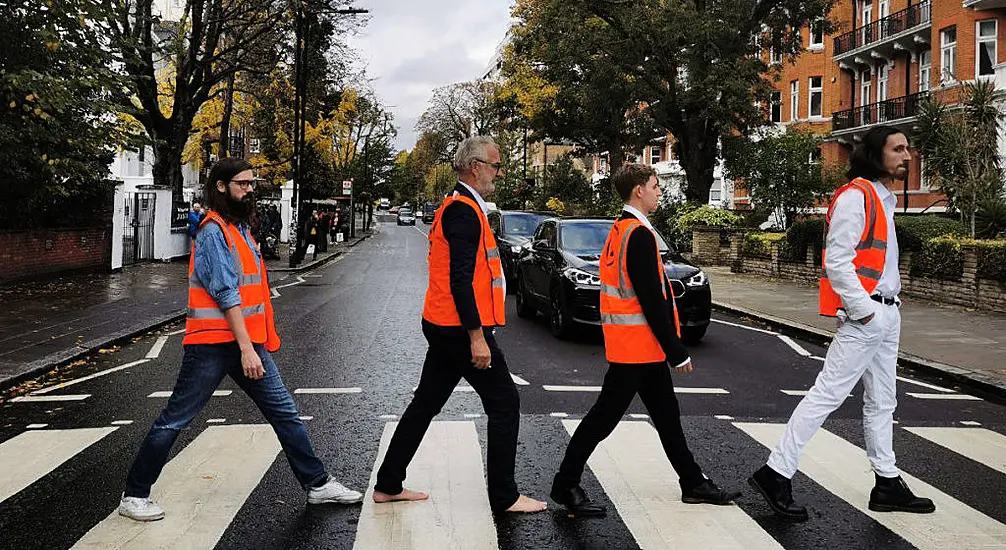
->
<box><xmin>651</xmin><ymin>202</ymin><xmax>699</xmax><ymax>252</ymax></box>
<box><xmin>976</xmin><ymin>197</ymin><xmax>1006</xmax><ymax>239</ymax></box>
<box><xmin>910</xmin><ymin>236</ymin><xmax>964</xmax><ymax>280</ymax></box>
<box><xmin>895</xmin><ymin>215</ymin><xmax>968</xmax><ymax>252</ymax></box>
<box><xmin>975</xmin><ymin>239</ymin><xmax>1006</xmax><ymax>282</ymax></box>
<box><xmin>677</xmin><ymin>205</ymin><xmax>742</xmax><ymax>230</ymax></box>
<box><xmin>743</xmin><ymin>232</ymin><xmax>785</xmax><ymax>259</ymax></box>
<box><xmin>782</xmin><ymin>217</ymin><xmax>826</xmax><ymax>264</ymax></box>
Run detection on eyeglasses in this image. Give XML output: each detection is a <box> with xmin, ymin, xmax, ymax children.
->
<box><xmin>475</xmin><ymin>158</ymin><xmax>503</xmax><ymax>171</ymax></box>
<box><xmin>230</xmin><ymin>179</ymin><xmax>256</xmax><ymax>190</ymax></box>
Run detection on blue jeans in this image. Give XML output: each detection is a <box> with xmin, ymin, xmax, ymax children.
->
<box><xmin>124</xmin><ymin>343</ymin><xmax>328</xmax><ymax>498</ymax></box>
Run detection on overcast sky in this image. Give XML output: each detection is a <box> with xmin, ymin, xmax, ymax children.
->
<box><xmin>345</xmin><ymin>0</ymin><xmax>513</xmax><ymax>151</ymax></box>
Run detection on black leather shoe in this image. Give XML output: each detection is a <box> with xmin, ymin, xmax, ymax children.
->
<box><xmin>550</xmin><ymin>485</ymin><xmax>607</xmax><ymax>517</ymax></box>
<box><xmin>748</xmin><ymin>465</ymin><xmax>809</xmax><ymax>520</ymax></box>
<box><xmin>680</xmin><ymin>478</ymin><xmax>741</xmax><ymax>505</ymax></box>
<box><xmin>868</xmin><ymin>475</ymin><xmax>935</xmax><ymax>513</ymax></box>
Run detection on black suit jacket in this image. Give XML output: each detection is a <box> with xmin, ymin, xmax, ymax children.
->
<box><xmin>616</xmin><ymin>211</ymin><xmax>690</xmax><ymax>367</ymax></box>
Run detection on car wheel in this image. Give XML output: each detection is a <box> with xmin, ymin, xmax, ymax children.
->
<box><xmin>680</xmin><ymin>325</ymin><xmax>707</xmax><ymax>345</ymax></box>
<box><xmin>515</xmin><ymin>274</ymin><xmax>536</xmax><ymax>319</ymax></box>
<box><xmin>548</xmin><ymin>285</ymin><xmax>573</xmax><ymax>339</ymax></box>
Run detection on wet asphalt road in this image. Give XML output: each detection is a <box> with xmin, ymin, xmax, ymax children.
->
<box><xmin>1</xmin><ymin>218</ymin><xmax>1004</xmax><ymax>550</ymax></box>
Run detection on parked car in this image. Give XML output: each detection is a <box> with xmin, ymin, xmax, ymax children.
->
<box><xmin>389</xmin><ymin>206</ymin><xmax>401</xmax><ymax>214</ymax></box>
<box><xmin>421</xmin><ymin>201</ymin><xmax>439</xmax><ymax>223</ymax></box>
<box><xmin>378</xmin><ymin>198</ymin><xmax>391</xmax><ymax>210</ymax></box>
<box><xmin>487</xmin><ymin>210</ymin><xmax>552</xmax><ymax>292</ymax></box>
<box><xmin>397</xmin><ymin>208</ymin><xmax>416</xmax><ymax>226</ymax></box>
<box><xmin>515</xmin><ymin>217</ymin><xmax>711</xmax><ymax>343</ymax></box>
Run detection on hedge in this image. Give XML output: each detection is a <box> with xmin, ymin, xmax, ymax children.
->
<box><xmin>910</xmin><ymin>236</ymin><xmax>965</xmax><ymax>280</ymax></box>
<box><xmin>743</xmin><ymin>232</ymin><xmax>785</xmax><ymax>259</ymax></box>
<box><xmin>782</xmin><ymin>218</ymin><xmax>825</xmax><ymax>263</ymax></box>
<box><xmin>895</xmin><ymin>215</ymin><xmax>968</xmax><ymax>252</ymax></box>
<box><xmin>677</xmin><ymin>205</ymin><xmax>743</xmax><ymax>230</ymax></box>
<box><xmin>974</xmin><ymin>239</ymin><xmax>1006</xmax><ymax>282</ymax></box>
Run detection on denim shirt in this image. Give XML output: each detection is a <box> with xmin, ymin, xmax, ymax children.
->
<box><xmin>193</xmin><ymin>222</ymin><xmax>262</xmax><ymax>311</ymax></box>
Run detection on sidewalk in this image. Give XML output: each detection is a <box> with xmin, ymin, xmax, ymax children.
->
<box><xmin>0</xmin><ymin>229</ymin><xmax>373</xmax><ymax>391</ymax></box>
<box><xmin>706</xmin><ymin>266</ymin><xmax>1006</xmax><ymax>398</ymax></box>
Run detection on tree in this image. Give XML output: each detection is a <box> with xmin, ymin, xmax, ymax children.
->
<box><xmin>724</xmin><ymin>129</ymin><xmax>841</xmax><ymax>229</ymax></box>
<box><xmin>916</xmin><ymin>80</ymin><xmax>1004</xmax><ymax>237</ymax></box>
<box><xmin>508</xmin><ymin>0</ymin><xmax>835</xmax><ymax>203</ymax></box>
<box><xmin>416</xmin><ymin>81</ymin><xmax>503</xmax><ymax>155</ymax></box>
<box><xmin>0</xmin><ymin>0</ymin><xmax>122</xmax><ymax>229</ymax></box>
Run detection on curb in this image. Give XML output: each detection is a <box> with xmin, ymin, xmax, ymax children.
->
<box><xmin>268</xmin><ymin>232</ymin><xmax>373</xmax><ymax>273</ymax></box>
<box><xmin>711</xmin><ymin>301</ymin><xmax>1006</xmax><ymax>402</ymax></box>
<box><xmin>1</xmin><ymin>232</ymin><xmax>377</xmax><ymax>393</ymax></box>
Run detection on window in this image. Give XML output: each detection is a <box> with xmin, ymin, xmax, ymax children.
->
<box><xmin>770</xmin><ymin>43</ymin><xmax>782</xmax><ymax>65</ymax></box>
<box><xmin>599</xmin><ymin>156</ymin><xmax>608</xmax><ymax>174</ymax></box>
<box><xmin>878</xmin><ymin>63</ymin><xmax>889</xmax><ymax>103</ymax></box>
<box><xmin>919</xmin><ymin>50</ymin><xmax>932</xmax><ymax>92</ymax></box>
<box><xmin>488</xmin><ymin>212</ymin><xmax>501</xmax><ymax>235</ymax></box>
<box><xmin>941</xmin><ymin>26</ymin><xmax>957</xmax><ymax>83</ymax></box>
<box><xmin>809</xmin><ymin>21</ymin><xmax>824</xmax><ymax>49</ymax></box>
<box><xmin>977</xmin><ymin>20</ymin><xmax>997</xmax><ymax>78</ymax></box>
<box><xmin>879</xmin><ymin>0</ymin><xmax>889</xmax><ymax>19</ymax></box>
<box><xmin>249</xmin><ymin>138</ymin><xmax>261</xmax><ymax>154</ymax></box>
<box><xmin>861</xmin><ymin>0</ymin><xmax>873</xmax><ymax>44</ymax></box>
<box><xmin>809</xmin><ymin>76</ymin><xmax>823</xmax><ymax>118</ymax></box>
<box><xmin>790</xmin><ymin>80</ymin><xmax>799</xmax><ymax>120</ymax></box>
<box><xmin>710</xmin><ymin>179</ymin><xmax>722</xmax><ymax>203</ymax></box>
<box><xmin>539</xmin><ymin>222</ymin><xmax>557</xmax><ymax>249</ymax></box>
<box><xmin>770</xmin><ymin>91</ymin><xmax>782</xmax><ymax>123</ymax></box>
<box><xmin>650</xmin><ymin>146</ymin><xmax>661</xmax><ymax>165</ymax></box>
<box><xmin>860</xmin><ymin>69</ymin><xmax>872</xmax><ymax>126</ymax></box>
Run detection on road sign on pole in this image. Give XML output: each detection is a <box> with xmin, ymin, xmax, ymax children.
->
<box><xmin>342</xmin><ymin>180</ymin><xmax>353</xmax><ymax>196</ymax></box>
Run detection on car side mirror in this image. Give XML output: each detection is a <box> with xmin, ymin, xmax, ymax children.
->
<box><xmin>532</xmin><ymin>240</ymin><xmax>547</xmax><ymax>251</ymax></box>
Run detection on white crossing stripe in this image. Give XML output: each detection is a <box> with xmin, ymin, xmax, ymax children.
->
<box><xmin>960</xmin><ymin>421</ymin><xmax>982</xmax><ymax>426</ymax></box>
<box><xmin>710</xmin><ymin>318</ymin><xmax>778</xmax><ymax>335</ymax></box>
<box><xmin>353</xmin><ymin>421</ymin><xmax>498</xmax><ymax>550</ymax></box>
<box><xmin>896</xmin><ymin>376</ymin><xmax>954</xmax><ymax>393</ymax></box>
<box><xmin>550</xmin><ymin>412</ymin><xmax>569</xmax><ymax>418</ymax></box>
<box><xmin>165</xmin><ymin>328</ymin><xmax>185</xmax><ymax>336</ymax></box>
<box><xmin>715</xmin><ymin>415</ymin><xmax>735</xmax><ymax>420</ymax></box>
<box><xmin>146</xmin><ymin>336</ymin><xmax>169</xmax><ymax>359</ymax></box>
<box><xmin>543</xmin><ymin>385</ymin><xmax>728</xmax><ymax>394</ymax></box>
<box><xmin>563</xmin><ymin>420</ymin><xmax>782</xmax><ymax>549</ymax></box>
<box><xmin>777</xmin><ymin>334</ymin><xmax>812</xmax><ymax>357</ymax></box>
<box><xmin>510</xmin><ymin>373</ymin><xmax>530</xmax><ymax>386</ymax></box>
<box><xmin>904</xmin><ymin>427</ymin><xmax>1006</xmax><ymax>475</ymax></box>
<box><xmin>629</xmin><ymin>414</ymin><xmax>649</xmax><ymax>419</ymax></box>
<box><xmin>26</xmin><ymin>424</ymin><xmax>48</xmax><ymax>429</ymax></box>
<box><xmin>206</xmin><ymin>419</ymin><xmax>226</xmax><ymax>424</ymax></box>
<box><xmin>0</xmin><ymin>427</ymin><xmax>117</xmax><ymax>504</ymax></box>
<box><xmin>72</xmin><ymin>425</ymin><xmax>281</xmax><ymax>550</ymax></box>
<box><xmin>906</xmin><ymin>392</ymin><xmax>982</xmax><ymax>401</ymax></box>
<box><xmin>147</xmin><ymin>390</ymin><xmax>233</xmax><ymax>398</ymax></box>
<box><xmin>110</xmin><ymin>420</ymin><xmax>133</xmax><ymax>426</ymax></box>
<box><xmin>411</xmin><ymin>385</ymin><xmax>476</xmax><ymax>393</ymax></box>
<box><xmin>735</xmin><ymin>422</ymin><xmax>1006</xmax><ymax>549</ymax></box>
<box><xmin>293</xmin><ymin>387</ymin><xmax>362</xmax><ymax>394</ymax></box>
<box><xmin>11</xmin><ymin>394</ymin><xmax>90</xmax><ymax>403</ymax></box>
<box><xmin>32</xmin><ymin>359</ymin><xmax>149</xmax><ymax>395</ymax></box>
<box><xmin>780</xmin><ymin>390</ymin><xmax>853</xmax><ymax>397</ymax></box>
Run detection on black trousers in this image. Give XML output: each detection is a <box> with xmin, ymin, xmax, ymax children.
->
<box><xmin>554</xmin><ymin>362</ymin><xmax>705</xmax><ymax>491</ymax></box>
<box><xmin>375</xmin><ymin>322</ymin><xmax>520</xmax><ymax>512</ymax></box>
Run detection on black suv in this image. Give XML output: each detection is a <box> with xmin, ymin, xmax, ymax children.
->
<box><xmin>487</xmin><ymin>210</ymin><xmax>551</xmax><ymax>292</ymax></box>
<box><xmin>514</xmin><ymin>217</ymin><xmax>711</xmax><ymax>343</ymax></box>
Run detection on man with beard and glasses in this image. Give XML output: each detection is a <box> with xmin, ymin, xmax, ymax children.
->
<box><xmin>118</xmin><ymin>158</ymin><xmax>363</xmax><ymax>522</ymax></box>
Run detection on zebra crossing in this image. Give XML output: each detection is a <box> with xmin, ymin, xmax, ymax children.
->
<box><xmin>1</xmin><ymin>417</ymin><xmax>1004</xmax><ymax>550</ymax></box>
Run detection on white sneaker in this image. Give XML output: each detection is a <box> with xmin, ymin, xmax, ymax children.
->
<box><xmin>118</xmin><ymin>494</ymin><xmax>165</xmax><ymax>521</ymax></box>
<box><xmin>307</xmin><ymin>477</ymin><xmax>363</xmax><ymax>505</ymax></box>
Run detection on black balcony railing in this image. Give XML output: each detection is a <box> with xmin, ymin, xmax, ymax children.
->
<box><xmin>834</xmin><ymin>0</ymin><xmax>931</xmax><ymax>56</ymax></box>
<box><xmin>833</xmin><ymin>91</ymin><xmax>929</xmax><ymax>131</ymax></box>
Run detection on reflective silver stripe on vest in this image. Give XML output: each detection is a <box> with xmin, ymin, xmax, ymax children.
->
<box><xmin>615</xmin><ymin>222</ymin><xmax>637</xmax><ymax>292</ymax></box>
<box><xmin>856</xmin><ymin>238</ymin><xmax>887</xmax><ymax>251</ymax></box>
<box><xmin>601</xmin><ymin>312</ymin><xmax>648</xmax><ymax>325</ymax></box>
<box><xmin>189</xmin><ymin>277</ymin><xmax>205</xmax><ymax>289</ymax></box>
<box><xmin>486</xmin><ymin>248</ymin><xmax>500</xmax><ymax>259</ymax></box>
<box><xmin>187</xmin><ymin>303</ymin><xmax>265</xmax><ymax>320</ymax></box>
<box><xmin>492</xmin><ymin>277</ymin><xmax>504</xmax><ymax>288</ymax></box>
<box><xmin>601</xmin><ymin>282</ymin><xmax>636</xmax><ymax>300</ymax></box>
<box><xmin>856</xmin><ymin>266</ymin><xmax>883</xmax><ymax>279</ymax></box>
<box><xmin>240</xmin><ymin>274</ymin><xmax>262</xmax><ymax>285</ymax></box>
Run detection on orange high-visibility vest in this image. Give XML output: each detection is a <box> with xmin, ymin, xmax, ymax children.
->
<box><xmin>422</xmin><ymin>192</ymin><xmax>506</xmax><ymax>327</ymax></box>
<box><xmin>600</xmin><ymin>218</ymin><xmax>680</xmax><ymax>364</ymax></box>
<box><xmin>183</xmin><ymin>211</ymin><xmax>281</xmax><ymax>351</ymax></box>
<box><xmin>819</xmin><ymin>178</ymin><xmax>888</xmax><ymax>317</ymax></box>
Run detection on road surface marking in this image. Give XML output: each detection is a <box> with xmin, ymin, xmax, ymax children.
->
<box><xmin>542</xmin><ymin>385</ymin><xmax>728</xmax><ymax>394</ymax></box>
<box><xmin>735</xmin><ymin>422</ymin><xmax>1006</xmax><ymax>550</ymax></box>
<box><xmin>353</xmin><ymin>421</ymin><xmax>498</xmax><ymax>550</ymax></box>
<box><xmin>811</xmin><ymin>356</ymin><xmax>826</xmax><ymax>361</ymax></box>
<box><xmin>72</xmin><ymin>425</ymin><xmax>281</xmax><ymax>550</ymax></box>
<box><xmin>147</xmin><ymin>390</ymin><xmax>232</xmax><ymax>398</ymax></box>
<box><xmin>26</xmin><ymin>424</ymin><xmax>48</xmax><ymax>429</ymax></box>
<box><xmin>904</xmin><ymin>427</ymin><xmax>1006</xmax><ymax>475</ymax></box>
<box><xmin>564</xmin><ymin>420</ymin><xmax>782</xmax><ymax>549</ymax></box>
<box><xmin>906</xmin><ymin>392</ymin><xmax>981</xmax><ymax>401</ymax></box>
<box><xmin>510</xmin><ymin>373</ymin><xmax>530</xmax><ymax>386</ymax></box>
<box><xmin>0</xmin><ymin>427</ymin><xmax>117</xmax><ymax>504</ymax></box>
<box><xmin>165</xmin><ymin>328</ymin><xmax>186</xmax><ymax>336</ymax></box>
<box><xmin>12</xmin><ymin>394</ymin><xmax>90</xmax><ymax>403</ymax></box>
<box><xmin>777</xmin><ymin>334</ymin><xmax>812</xmax><ymax>357</ymax></box>
<box><xmin>31</xmin><ymin>359</ymin><xmax>149</xmax><ymax>395</ymax></box>
<box><xmin>543</xmin><ymin>385</ymin><xmax>601</xmax><ymax>392</ymax></box>
<box><xmin>960</xmin><ymin>420</ymin><xmax>982</xmax><ymax>426</ymax></box>
<box><xmin>629</xmin><ymin>414</ymin><xmax>649</xmax><ymax>419</ymax></box>
<box><xmin>293</xmin><ymin>387</ymin><xmax>363</xmax><ymax>394</ymax></box>
<box><xmin>715</xmin><ymin>415</ymin><xmax>735</xmax><ymax>420</ymax></box>
<box><xmin>379</xmin><ymin>414</ymin><xmax>398</xmax><ymax>420</ymax></box>
<box><xmin>298</xmin><ymin>416</ymin><xmax>314</xmax><ymax>421</ymax></box>
<box><xmin>710</xmin><ymin>318</ymin><xmax>778</xmax><ymax>335</ymax></box>
<box><xmin>780</xmin><ymin>389</ymin><xmax>853</xmax><ymax>397</ymax></box>
<box><xmin>110</xmin><ymin>420</ymin><xmax>133</xmax><ymax>426</ymax></box>
<box><xmin>550</xmin><ymin>412</ymin><xmax>569</xmax><ymax>418</ymax></box>
<box><xmin>206</xmin><ymin>419</ymin><xmax>226</xmax><ymax>424</ymax></box>
<box><xmin>464</xmin><ymin>414</ymin><xmax>482</xmax><ymax>419</ymax></box>
<box><xmin>896</xmin><ymin>376</ymin><xmax>954</xmax><ymax>393</ymax></box>
<box><xmin>146</xmin><ymin>335</ymin><xmax>169</xmax><ymax>359</ymax></box>
<box><xmin>412</xmin><ymin>385</ymin><xmax>476</xmax><ymax>393</ymax></box>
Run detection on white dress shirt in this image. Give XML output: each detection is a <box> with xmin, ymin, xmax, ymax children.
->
<box><xmin>825</xmin><ymin>179</ymin><xmax>901</xmax><ymax>321</ymax></box>
<box><xmin>457</xmin><ymin>180</ymin><xmax>505</xmax><ymax>296</ymax></box>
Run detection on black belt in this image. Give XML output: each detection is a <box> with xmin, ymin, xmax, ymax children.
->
<box><xmin>871</xmin><ymin>295</ymin><xmax>898</xmax><ymax>306</ymax></box>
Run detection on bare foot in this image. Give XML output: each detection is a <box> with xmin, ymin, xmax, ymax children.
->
<box><xmin>372</xmin><ymin>488</ymin><xmax>429</xmax><ymax>503</ymax></box>
<box><xmin>504</xmin><ymin>494</ymin><xmax>548</xmax><ymax>513</ymax></box>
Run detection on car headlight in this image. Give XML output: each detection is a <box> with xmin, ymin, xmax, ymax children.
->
<box><xmin>512</xmin><ymin>245</ymin><xmax>523</xmax><ymax>254</ymax></box>
<box><xmin>685</xmin><ymin>270</ymin><xmax>708</xmax><ymax>287</ymax></box>
<box><xmin>564</xmin><ymin>267</ymin><xmax>601</xmax><ymax>287</ymax></box>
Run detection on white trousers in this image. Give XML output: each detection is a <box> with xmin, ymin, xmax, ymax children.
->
<box><xmin>767</xmin><ymin>301</ymin><xmax>901</xmax><ymax>479</ymax></box>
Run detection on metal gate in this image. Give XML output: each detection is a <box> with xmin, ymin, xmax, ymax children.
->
<box><xmin>123</xmin><ymin>192</ymin><xmax>156</xmax><ymax>265</ymax></box>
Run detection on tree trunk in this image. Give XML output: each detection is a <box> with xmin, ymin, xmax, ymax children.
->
<box><xmin>219</xmin><ymin>74</ymin><xmax>236</xmax><ymax>158</ymax></box>
<box><xmin>676</xmin><ymin>118</ymin><xmax>717</xmax><ymax>204</ymax></box>
<box><xmin>152</xmin><ymin>137</ymin><xmax>186</xmax><ymax>199</ymax></box>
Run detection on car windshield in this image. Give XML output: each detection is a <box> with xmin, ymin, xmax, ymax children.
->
<box><xmin>503</xmin><ymin>212</ymin><xmax>547</xmax><ymax>237</ymax></box>
<box><xmin>400</xmin><ymin>209</ymin><xmax>412</xmax><ymax>215</ymax></box>
<box><xmin>558</xmin><ymin>220</ymin><xmax>676</xmax><ymax>255</ymax></box>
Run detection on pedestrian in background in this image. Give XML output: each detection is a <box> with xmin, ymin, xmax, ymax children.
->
<box><xmin>187</xmin><ymin>202</ymin><xmax>203</xmax><ymax>243</ymax></box>
<box><xmin>371</xmin><ymin>136</ymin><xmax>547</xmax><ymax>514</ymax></box>
<box><xmin>749</xmin><ymin>125</ymin><xmax>934</xmax><ymax>520</ymax></box>
<box><xmin>117</xmin><ymin>158</ymin><xmax>362</xmax><ymax>522</ymax></box>
<box><xmin>551</xmin><ymin>164</ymin><xmax>740</xmax><ymax>517</ymax></box>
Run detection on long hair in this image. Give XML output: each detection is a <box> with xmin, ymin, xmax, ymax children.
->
<box><xmin>847</xmin><ymin>126</ymin><xmax>906</xmax><ymax>181</ymax></box>
<box><xmin>203</xmin><ymin>158</ymin><xmax>253</xmax><ymax>223</ymax></box>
